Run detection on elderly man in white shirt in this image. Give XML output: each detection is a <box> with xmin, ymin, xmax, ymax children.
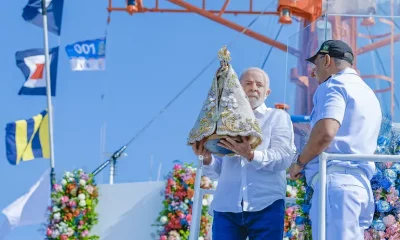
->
<box><xmin>192</xmin><ymin>67</ymin><xmax>296</xmax><ymax>240</ymax></box>
<box><xmin>289</xmin><ymin>40</ymin><xmax>382</xmax><ymax>240</ymax></box>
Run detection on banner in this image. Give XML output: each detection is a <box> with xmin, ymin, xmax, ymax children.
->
<box><xmin>65</xmin><ymin>38</ymin><xmax>106</xmax><ymax>71</ymax></box>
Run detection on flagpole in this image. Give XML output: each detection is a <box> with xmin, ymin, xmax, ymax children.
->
<box><xmin>41</xmin><ymin>0</ymin><xmax>56</xmax><ymax>187</ymax></box>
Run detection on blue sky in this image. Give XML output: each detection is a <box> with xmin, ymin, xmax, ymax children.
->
<box><xmin>1</xmin><ymin>0</ymin><xmax>400</xmax><ymax>239</ymax></box>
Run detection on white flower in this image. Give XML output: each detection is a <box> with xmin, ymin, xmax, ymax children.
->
<box><xmin>68</xmin><ymin>177</ymin><xmax>75</xmax><ymax>182</ymax></box>
<box><xmin>160</xmin><ymin>216</ymin><xmax>168</xmax><ymax>224</ymax></box>
<box><xmin>52</xmin><ymin>206</ymin><xmax>60</xmax><ymax>212</ymax></box>
<box><xmin>79</xmin><ymin>179</ymin><xmax>86</xmax><ymax>186</ymax></box>
<box><xmin>78</xmin><ymin>193</ymin><xmax>86</xmax><ymax>200</ymax></box>
<box><xmin>67</xmin><ymin>227</ymin><xmax>74</xmax><ymax>236</ymax></box>
<box><xmin>61</xmin><ymin>179</ymin><xmax>67</xmax><ymax>186</ymax></box>
<box><xmin>202</xmin><ymin>199</ymin><xmax>208</xmax><ymax>206</ymax></box>
<box><xmin>51</xmin><ymin>230</ymin><xmax>60</xmax><ymax>238</ymax></box>
<box><xmin>198</xmin><ymin>237</ymin><xmax>204</xmax><ymax>240</ymax></box>
<box><xmin>53</xmin><ymin>212</ymin><xmax>61</xmax><ymax>220</ymax></box>
<box><xmin>79</xmin><ymin>200</ymin><xmax>86</xmax><ymax>207</ymax></box>
<box><xmin>64</xmin><ymin>171</ymin><xmax>72</xmax><ymax>178</ymax></box>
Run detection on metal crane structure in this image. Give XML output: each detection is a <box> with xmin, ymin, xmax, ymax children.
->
<box><xmin>106</xmin><ymin>0</ymin><xmax>399</xmax><ymax>120</ymax></box>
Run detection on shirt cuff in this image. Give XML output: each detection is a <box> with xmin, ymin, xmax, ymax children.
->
<box><xmin>203</xmin><ymin>155</ymin><xmax>217</xmax><ymax>169</ymax></box>
<box><xmin>249</xmin><ymin>150</ymin><xmax>265</xmax><ymax>170</ymax></box>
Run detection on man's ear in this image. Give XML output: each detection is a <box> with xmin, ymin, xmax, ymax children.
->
<box><xmin>266</xmin><ymin>89</ymin><xmax>271</xmax><ymax>97</ymax></box>
<box><xmin>324</xmin><ymin>55</ymin><xmax>331</xmax><ymax>69</ymax></box>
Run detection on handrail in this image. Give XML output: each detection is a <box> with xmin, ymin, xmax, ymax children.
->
<box><xmin>318</xmin><ymin>152</ymin><xmax>400</xmax><ymax>240</ymax></box>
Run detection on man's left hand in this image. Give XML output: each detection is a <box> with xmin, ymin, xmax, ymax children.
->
<box><xmin>289</xmin><ymin>163</ymin><xmax>303</xmax><ymax>180</ymax></box>
<box><xmin>218</xmin><ymin>136</ymin><xmax>254</xmax><ymax>160</ymax></box>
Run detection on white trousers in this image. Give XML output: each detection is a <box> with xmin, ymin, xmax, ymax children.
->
<box><xmin>309</xmin><ymin>169</ymin><xmax>375</xmax><ymax>240</ymax></box>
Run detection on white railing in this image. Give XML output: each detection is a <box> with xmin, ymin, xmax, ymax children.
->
<box><xmin>318</xmin><ymin>153</ymin><xmax>400</xmax><ymax>240</ymax></box>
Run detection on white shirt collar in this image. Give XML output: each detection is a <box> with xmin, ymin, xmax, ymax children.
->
<box><xmin>253</xmin><ymin>103</ymin><xmax>268</xmax><ymax>116</ymax></box>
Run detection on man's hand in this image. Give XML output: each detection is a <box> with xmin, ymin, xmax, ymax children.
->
<box><xmin>289</xmin><ymin>163</ymin><xmax>303</xmax><ymax>180</ymax></box>
<box><xmin>191</xmin><ymin>139</ymin><xmax>212</xmax><ymax>165</ymax></box>
<box><xmin>218</xmin><ymin>136</ymin><xmax>254</xmax><ymax>160</ymax></box>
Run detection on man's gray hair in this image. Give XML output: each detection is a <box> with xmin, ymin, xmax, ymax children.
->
<box><xmin>239</xmin><ymin>67</ymin><xmax>270</xmax><ymax>89</ymax></box>
<box><xmin>333</xmin><ymin>58</ymin><xmax>352</xmax><ymax>68</ymax></box>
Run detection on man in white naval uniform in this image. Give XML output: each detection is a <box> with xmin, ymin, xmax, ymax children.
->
<box><xmin>289</xmin><ymin>40</ymin><xmax>382</xmax><ymax>240</ymax></box>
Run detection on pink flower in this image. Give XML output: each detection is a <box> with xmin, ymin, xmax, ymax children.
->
<box><xmin>79</xmin><ymin>220</ymin><xmax>84</xmax><ymax>225</ymax></box>
<box><xmin>178</xmin><ymin>212</ymin><xmax>185</xmax><ymax>219</ymax></box>
<box><xmin>160</xmin><ymin>236</ymin><xmax>167</xmax><ymax>240</ymax></box>
<box><xmin>60</xmin><ymin>234</ymin><xmax>68</xmax><ymax>240</ymax></box>
<box><xmin>46</xmin><ymin>228</ymin><xmax>52</xmax><ymax>236</ymax></box>
<box><xmin>81</xmin><ymin>230</ymin><xmax>89</xmax><ymax>237</ymax></box>
<box><xmin>173</xmin><ymin>164</ymin><xmax>181</xmax><ymax>171</ymax></box>
<box><xmin>389</xmin><ymin>233</ymin><xmax>400</xmax><ymax>240</ymax></box>
<box><xmin>53</xmin><ymin>184</ymin><xmax>62</xmax><ymax>192</ymax></box>
<box><xmin>385</xmin><ymin>162</ymin><xmax>393</xmax><ymax>169</ymax></box>
<box><xmin>85</xmin><ymin>185</ymin><xmax>94</xmax><ymax>194</ymax></box>
<box><xmin>69</xmin><ymin>200</ymin><xmax>76</xmax><ymax>208</ymax></box>
<box><xmin>364</xmin><ymin>230</ymin><xmax>373</xmax><ymax>240</ymax></box>
<box><xmin>186</xmin><ymin>214</ymin><xmax>192</xmax><ymax>223</ymax></box>
<box><xmin>285</xmin><ymin>207</ymin><xmax>294</xmax><ymax>215</ymax></box>
<box><xmin>383</xmin><ymin>215</ymin><xmax>396</xmax><ymax>227</ymax></box>
<box><xmin>61</xmin><ymin>196</ymin><xmax>69</xmax><ymax>204</ymax></box>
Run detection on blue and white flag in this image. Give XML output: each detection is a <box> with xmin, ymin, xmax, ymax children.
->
<box><xmin>22</xmin><ymin>0</ymin><xmax>64</xmax><ymax>36</ymax></box>
<box><xmin>15</xmin><ymin>47</ymin><xmax>59</xmax><ymax>96</ymax></box>
<box><xmin>65</xmin><ymin>38</ymin><xmax>106</xmax><ymax>71</ymax></box>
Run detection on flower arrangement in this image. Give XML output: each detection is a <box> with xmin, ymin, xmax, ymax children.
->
<box><xmin>45</xmin><ymin>169</ymin><xmax>100</xmax><ymax>240</ymax></box>
<box><xmin>364</xmin><ymin>116</ymin><xmax>400</xmax><ymax>240</ymax></box>
<box><xmin>154</xmin><ymin>163</ymin><xmax>214</xmax><ymax>240</ymax></box>
<box><xmin>284</xmin><ymin>174</ymin><xmax>313</xmax><ymax>240</ymax></box>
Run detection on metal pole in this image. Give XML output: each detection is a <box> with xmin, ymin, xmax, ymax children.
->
<box><xmin>318</xmin><ymin>153</ymin><xmax>327</xmax><ymax>240</ymax></box>
<box><xmin>109</xmin><ymin>159</ymin><xmax>115</xmax><ymax>185</ymax></box>
<box><xmin>189</xmin><ymin>155</ymin><xmax>204</xmax><ymax>240</ymax></box>
<box><xmin>41</xmin><ymin>0</ymin><xmax>56</xmax><ymax>186</ymax></box>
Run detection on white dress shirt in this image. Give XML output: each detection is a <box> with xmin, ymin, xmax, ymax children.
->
<box><xmin>203</xmin><ymin>103</ymin><xmax>296</xmax><ymax>213</ymax></box>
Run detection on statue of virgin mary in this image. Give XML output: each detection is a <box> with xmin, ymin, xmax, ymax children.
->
<box><xmin>187</xmin><ymin>46</ymin><xmax>262</xmax><ymax>156</ymax></box>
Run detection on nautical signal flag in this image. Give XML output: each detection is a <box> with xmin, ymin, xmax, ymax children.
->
<box><xmin>15</xmin><ymin>47</ymin><xmax>59</xmax><ymax>96</ymax></box>
<box><xmin>5</xmin><ymin>110</ymin><xmax>50</xmax><ymax>165</ymax></box>
<box><xmin>22</xmin><ymin>0</ymin><xmax>64</xmax><ymax>36</ymax></box>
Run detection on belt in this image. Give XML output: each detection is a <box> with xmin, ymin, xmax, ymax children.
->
<box><xmin>310</xmin><ymin>165</ymin><xmax>366</xmax><ymax>189</ymax></box>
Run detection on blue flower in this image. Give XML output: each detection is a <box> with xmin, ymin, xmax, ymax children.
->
<box><xmin>392</xmin><ymin>163</ymin><xmax>400</xmax><ymax>173</ymax></box>
<box><xmin>301</xmin><ymin>204</ymin><xmax>311</xmax><ymax>214</ymax></box>
<box><xmin>380</xmin><ymin>177</ymin><xmax>393</xmax><ymax>191</ymax></box>
<box><xmin>372</xmin><ymin>219</ymin><xmax>386</xmax><ymax>231</ymax></box>
<box><xmin>295</xmin><ymin>216</ymin><xmax>305</xmax><ymax>225</ymax></box>
<box><xmin>376</xmin><ymin>200</ymin><xmax>391</xmax><ymax>213</ymax></box>
<box><xmin>384</xmin><ymin>169</ymin><xmax>397</xmax><ymax>183</ymax></box>
<box><xmin>376</xmin><ymin>136</ymin><xmax>390</xmax><ymax>154</ymax></box>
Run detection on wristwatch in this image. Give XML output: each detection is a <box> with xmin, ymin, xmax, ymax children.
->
<box><xmin>293</xmin><ymin>153</ymin><xmax>306</xmax><ymax>168</ymax></box>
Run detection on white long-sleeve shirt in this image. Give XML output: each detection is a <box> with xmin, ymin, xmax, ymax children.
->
<box><xmin>203</xmin><ymin>103</ymin><xmax>296</xmax><ymax>213</ymax></box>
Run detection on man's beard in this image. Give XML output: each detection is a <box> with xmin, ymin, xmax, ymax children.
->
<box><xmin>248</xmin><ymin>96</ymin><xmax>264</xmax><ymax>109</ymax></box>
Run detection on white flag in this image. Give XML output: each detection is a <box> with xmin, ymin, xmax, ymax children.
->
<box><xmin>1</xmin><ymin>168</ymin><xmax>50</xmax><ymax>229</ymax></box>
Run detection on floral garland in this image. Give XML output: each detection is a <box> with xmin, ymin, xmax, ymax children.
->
<box><xmin>365</xmin><ymin>117</ymin><xmax>400</xmax><ymax>239</ymax></box>
<box><xmin>45</xmin><ymin>169</ymin><xmax>100</xmax><ymax>240</ymax></box>
<box><xmin>154</xmin><ymin>163</ymin><xmax>214</xmax><ymax>240</ymax></box>
<box><xmin>284</xmin><ymin>174</ymin><xmax>313</xmax><ymax>240</ymax></box>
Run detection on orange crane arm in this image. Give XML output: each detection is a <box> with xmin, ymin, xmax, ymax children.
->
<box><xmin>109</xmin><ymin>0</ymin><xmax>300</xmax><ymax>56</ymax></box>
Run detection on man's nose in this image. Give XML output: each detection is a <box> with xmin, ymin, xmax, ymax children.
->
<box><xmin>250</xmin><ymin>83</ymin><xmax>257</xmax><ymax>91</ymax></box>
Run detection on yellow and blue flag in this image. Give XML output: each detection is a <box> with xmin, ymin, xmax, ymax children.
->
<box><xmin>5</xmin><ymin>110</ymin><xmax>50</xmax><ymax>165</ymax></box>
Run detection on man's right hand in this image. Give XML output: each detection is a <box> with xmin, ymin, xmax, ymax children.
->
<box><xmin>191</xmin><ymin>139</ymin><xmax>212</xmax><ymax>165</ymax></box>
